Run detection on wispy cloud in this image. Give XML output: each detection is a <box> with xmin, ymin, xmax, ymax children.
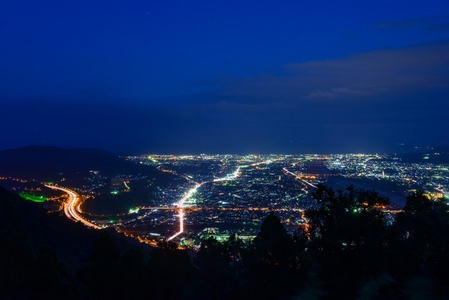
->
<box><xmin>424</xmin><ymin>22</ymin><xmax>449</xmax><ymax>31</ymax></box>
<box><xmin>307</xmin><ymin>86</ymin><xmax>383</xmax><ymax>99</ymax></box>
<box><xmin>373</xmin><ymin>18</ymin><xmax>428</xmax><ymax>29</ymax></box>
<box><xmin>372</xmin><ymin>15</ymin><xmax>449</xmax><ymax>32</ymax></box>
<box><xmin>212</xmin><ymin>40</ymin><xmax>449</xmax><ymax>102</ymax></box>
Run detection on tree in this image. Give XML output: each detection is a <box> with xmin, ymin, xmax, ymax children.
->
<box><xmin>195</xmin><ymin>237</ymin><xmax>234</xmax><ymax>299</ymax></box>
<box><xmin>227</xmin><ymin>233</ymin><xmax>244</xmax><ymax>271</ymax></box>
<box><xmin>242</xmin><ymin>212</ymin><xmax>299</xmax><ymax>299</ymax></box>
<box><xmin>147</xmin><ymin>240</ymin><xmax>196</xmax><ymax>300</ymax></box>
<box><xmin>77</xmin><ymin>230</ymin><xmax>121</xmax><ymax>300</ymax></box>
<box><xmin>117</xmin><ymin>248</ymin><xmax>146</xmax><ymax>299</ymax></box>
<box><xmin>305</xmin><ymin>184</ymin><xmax>390</xmax><ymax>297</ymax></box>
<box><xmin>390</xmin><ymin>191</ymin><xmax>449</xmax><ymax>296</ymax></box>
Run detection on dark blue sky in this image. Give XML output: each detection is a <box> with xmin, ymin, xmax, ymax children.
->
<box><xmin>2</xmin><ymin>0</ymin><xmax>449</xmax><ymax>154</ymax></box>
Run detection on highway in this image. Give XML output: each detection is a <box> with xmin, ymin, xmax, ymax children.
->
<box><xmin>45</xmin><ymin>185</ymin><xmax>102</xmax><ymax>230</ymax></box>
<box><xmin>167</xmin><ymin>167</ymin><xmax>243</xmax><ymax>241</ymax></box>
<box><xmin>167</xmin><ymin>182</ymin><xmax>203</xmax><ymax>240</ymax></box>
<box><xmin>167</xmin><ymin>160</ymin><xmax>273</xmax><ymax>241</ymax></box>
<box><xmin>283</xmin><ymin>167</ymin><xmax>317</xmax><ymax>188</ymax></box>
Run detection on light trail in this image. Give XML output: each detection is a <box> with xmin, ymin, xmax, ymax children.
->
<box><xmin>167</xmin><ymin>160</ymin><xmax>275</xmax><ymax>241</ymax></box>
<box><xmin>213</xmin><ymin>167</ymin><xmax>241</xmax><ymax>182</ymax></box>
<box><xmin>283</xmin><ymin>167</ymin><xmax>317</xmax><ymax>188</ymax></box>
<box><xmin>282</xmin><ymin>168</ymin><xmax>403</xmax><ymax>215</ymax></box>
<box><xmin>142</xmin><ymin>206</ymin><xmax>304</xmax><ymax>212</ymax></box>
<box><xmin>123</xmin><ymin>180</ymin><xmax>130</xmax><ymax>190</ymax></box>
<box><xmin>45</xmin><ymin>185</ymin><xmax>102</xmax><ymax>230</ymax></box>
<box><xmin>167</xmin><ymin>165</ymin><xmax>246</xmax><ymax>241</ymax></box>
<box><xmin>167</xmin><ymin>182</ymin><xmax>202</xmax><ymax>241</ymax></box>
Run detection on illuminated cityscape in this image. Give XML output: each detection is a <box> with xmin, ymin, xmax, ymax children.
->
<box><xmin>4</xmin><ymin>152</ymin><xmax>444</xmax><ymax>247</ymax></box>
<box><xmin>2</xmin><ymin>150</ymin><xmax>448</xmax><ymax>298</ymax></box>
<box><xmin>2</xmin><ymin>0</ymin><xmax>449</xmax><ymax>297</ymax></box>
<box><xmin>124</xmin><ymin>153</ymin><xmax>448</xmax><ymax>245</ymax></box>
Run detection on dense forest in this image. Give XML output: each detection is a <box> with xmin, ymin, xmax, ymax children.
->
<box><xmin>1</xmin><ymin>184</ymin><xmax>449</xmax><ymax>299</ymax></box>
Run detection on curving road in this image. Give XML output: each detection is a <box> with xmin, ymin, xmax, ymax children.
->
<box><xmin>45</xmin><ymin>184</ymin><xmax>102</xmax><ymax>229</ymax></box>
<box><xmin>167</xmin><ymin>160</ymin><xmax>273</xmax><ymax>241</ymax></box>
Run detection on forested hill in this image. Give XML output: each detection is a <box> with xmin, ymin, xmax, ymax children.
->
<box><xmin>0</xmin><ymin>186</ymin><xmax>152</xmax><ymax>298</ymax></box>
<box><xmin>0</xmin><ymin>145</ymin><xmax>176</xmax><ymax>186</ymax></box>
<box><xmin>2</xmin><ymin>183</ymin><xmax>449</xmax><ymax>298</ymax></box>
<box><xmin>0</xmin><ymin>186</ymin><xmax>126</xmax><ymax>268</ymax></box>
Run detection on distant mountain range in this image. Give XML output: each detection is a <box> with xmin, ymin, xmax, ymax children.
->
<box><xmin>0</xmin><ymin>145</ymin><xmax>175</xmax><ymax>186</ymax></box>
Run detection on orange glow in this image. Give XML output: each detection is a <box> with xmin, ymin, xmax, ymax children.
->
<box><xmin>45</xmin><ymin>185</ymin><xmax>102</xmax><ymax>230</ymax></box>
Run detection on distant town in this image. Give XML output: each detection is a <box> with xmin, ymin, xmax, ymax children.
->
<box><xmin>4</xmin><ymin>151</ymin><xmax>446</xmax><ymax>247</ymax></box>
<box><xmin>1</xmin><ymin>153</ymin><xmax>449</xmax><ymax>247</ymax></box>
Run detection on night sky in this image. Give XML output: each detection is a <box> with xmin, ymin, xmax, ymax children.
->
<box><xmin>2</xmin><ymin>0</ymin><xmax>449</xmax><ymax>154</ymax></box>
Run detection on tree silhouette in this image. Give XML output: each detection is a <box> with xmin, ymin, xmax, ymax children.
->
<box><xmin>195</xmin><ymin>237</ymin><xmax>235</xmax><ymax>299</ymax></box>
<box><xmin>390</xmin><ymin>191</ymin><xmax>449</xmax><ymax>297</ymax></box>
<box><xmin>0</xmin><ymin>205</ymin><xmax>35</xmax><ymax>298</ymax></box>
<box><xmin>147</xmin><ymin>240</ymin><xmax>196</xmax><ymax>300</ymax></box>
<box><xmin>242</xmin><ymin>212</ymin><xmax>299</xmax><ymax>299</ymax></box>
<box><xmin>227</xmin><ymin>233</ymin><xmax>244</xmax><ymax>274</ymax></box>
<box><xmin>305</xmin><ymin>184</ymin><xmax>390</xmax><ymax>297</ymax></box>
<box><xmin>117</xmin><ymin>248</ymin><xmax>146</xmax><ymax>299</ymax></box>
<box><xmin>4</xmin><ymin>182</ymin><xmax>449</xmax><ymax>299</ymax></box>
<box><xmin>78</xmin><ymin>230</ymin><xmax>121</xmax><ymax>299</ymax></box>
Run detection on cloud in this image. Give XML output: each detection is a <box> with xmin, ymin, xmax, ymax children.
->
<box><xmin>373</xmin><ymin>18</ymin><xmax>428</xmax><ymax>29</ymax></box>
<box><xmin>212</xmin><ymin>40</ymin><xmax>449</xmax><ymax>102</ymax></box>
<box><xmin>307</xmin><ymin>86</ymin><xmax>383</xmax><ymax>99</ymax></box>
<box><xmin>372</xmin><ymin>15</ymin><xmax>449</xmax><ymax>30</ymax></box>
<box><xmin>4</xmin><ymin>40</ymin><xmax>449</xmax><ymax>154</ymax></box>
<box><xmin>424</xmin><ymin>22</ymin><xmax>449</xmax><ymax>31</ymax></box>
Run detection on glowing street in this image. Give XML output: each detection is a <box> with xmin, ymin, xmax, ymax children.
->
<box><xmin>45</xmin><ymin>184</ymin><xmax>102</xmax><ymax>230</ymax></box>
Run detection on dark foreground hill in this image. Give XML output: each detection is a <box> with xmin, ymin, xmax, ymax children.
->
<box><xmin>0</xmin><ymin>145</ymin><xmax>176</xmax><ymax>187</ymax></box>
<box><xmin>0</xmin><ymin>145</ymin><xmax>180</xmax><ymax>214</ymax></box>
<box><xmin>0</xmin><ymin>186</ymin><xmax>147</xmax><ymax>269</ymax></box>
<box><xmin>0</xmin><ymin>186</ymin><xmax>154</xmax><ymax>298</ymax></box>
<box><xmin>0</xmin><ymin>186</ymin><xmax>200</xmax><ymax>299</ymax></box>
<box><xmin>2</xmin><ymin>183</ymin><xmax>449</xmax><ymax>299</ymax></box>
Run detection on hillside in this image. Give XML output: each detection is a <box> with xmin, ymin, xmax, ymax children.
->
<box><xmin>0</xmin><ymin>186</ymin><xmax>155</xmax><ymax>298</ymax></box>
<box><xmin>0</xmin><ymin>145</ymin><xmax>183</xmax><ymax>214</ymax></box>
<box><xmin>0</xmin><ymin>145</ymin><xmax>176</xmax><ymax>186</ymax></box>
<box><xmin>0</xmin><ymin>186</ymin><xmax>96</xmax><ymax>270</ymax></box>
